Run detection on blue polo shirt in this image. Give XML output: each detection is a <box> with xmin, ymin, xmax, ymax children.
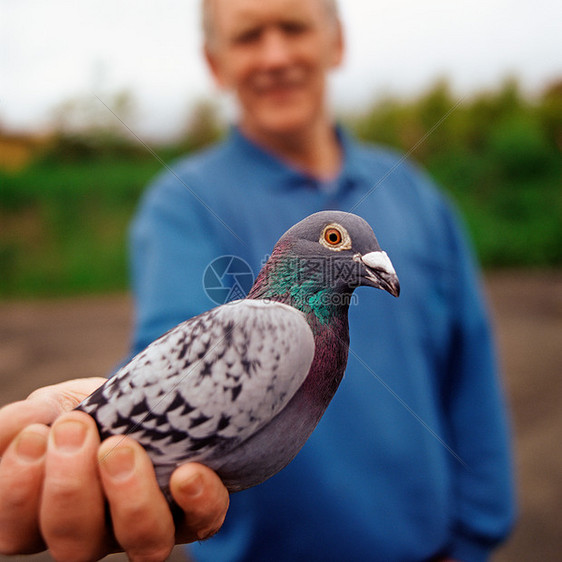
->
<box><xmin>129</xmin><ymin>127</ymin><xmax>515</xmax><ymax>561</ymax></box>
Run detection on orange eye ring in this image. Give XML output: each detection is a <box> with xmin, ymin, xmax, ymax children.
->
<box><xmin>324</xmin><ymin>227</ymin><xmax>343</xmax><ymax>246</ymax></box>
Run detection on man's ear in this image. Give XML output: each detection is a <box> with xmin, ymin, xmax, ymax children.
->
<box><xmin>329</xmin><ymin>20</ymin><xmax>345</xmax><ymax>69</ymax></box>
<box><xmin>204</xmin><ymin>45</ymin><xmax>229</xmax><ymax>90</ymax></box>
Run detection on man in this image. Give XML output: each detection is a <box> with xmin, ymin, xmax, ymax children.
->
<box><xmin>0</xmin><ymin>0</ymin><xmax>515</xmax><ymax>560</ymax></box>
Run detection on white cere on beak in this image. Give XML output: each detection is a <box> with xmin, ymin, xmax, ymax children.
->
<box><xmin>359</xmin><ymin>251</ymin><xmax>396</xmax><ymax>275</ymax></box>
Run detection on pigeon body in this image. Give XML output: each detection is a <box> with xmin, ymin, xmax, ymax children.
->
<box><xmin>77</xmin><ymin>211</ymin><xmax>399</xmax><ymax>493</ymax></box>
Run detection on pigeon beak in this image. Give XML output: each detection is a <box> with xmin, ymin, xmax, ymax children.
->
<box><xmin>356</xmin><ymin>251</ymin><xmax>400</xmax><ymax>297</ymax></box>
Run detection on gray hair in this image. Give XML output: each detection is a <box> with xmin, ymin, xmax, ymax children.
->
<box><xmin>202</xmin><ymin>0</ymin><xmax>340</xmax><ymax>49</ymax></box>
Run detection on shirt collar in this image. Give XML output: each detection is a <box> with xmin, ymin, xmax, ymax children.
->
<box><xmin>227</xmin><ymin>125</ymin><xmax>371</xmax><ymax>194</ymax></box>
<box><xmin>335</xmin><ymin>126</ymin><xmax>376</xmax><ymax>191</ymax></box>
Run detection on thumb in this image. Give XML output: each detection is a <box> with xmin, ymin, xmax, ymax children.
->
<box><xmin>0</xmin><ymin>377</ymin><xmax>106</xmax><ymax>455</ymax></box>
<box><xmin>0</xmin><ymin>399</ymin><xmax>60</xmax><ymax>455</ymax></box>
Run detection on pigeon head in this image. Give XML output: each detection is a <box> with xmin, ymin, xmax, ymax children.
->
<box><xmin>248</xmin><ymin>211</ymin><xmax>400</xmax><ymax>318</ymax></box>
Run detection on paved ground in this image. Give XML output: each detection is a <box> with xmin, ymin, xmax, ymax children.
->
<box><xmin>0</xmin><ymin>270</ymin><xmax>561</xmax><ymax>561</ymax></box>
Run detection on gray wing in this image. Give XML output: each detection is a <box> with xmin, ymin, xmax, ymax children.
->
<box><xmin>78</xmin><ymin>299</ymin><xmax>314</xmax><ymax>483</ymax></box>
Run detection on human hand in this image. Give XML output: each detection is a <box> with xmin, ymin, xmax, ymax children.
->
<box><xmin>0</xmin><ymin>379</ymin><xmax>229</xmax><ymax>560</ymax></box>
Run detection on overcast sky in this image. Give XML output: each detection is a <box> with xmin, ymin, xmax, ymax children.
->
<box><xmin>1</xmin><ymin>0</ymin><xmax>561</xmax><ymax>139</ymax></box>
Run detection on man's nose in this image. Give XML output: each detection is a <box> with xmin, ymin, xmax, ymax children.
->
<box><xmin>258</xmin><ymin>28</ymin><xmax>292</xmax><ymax>69</ymax></box>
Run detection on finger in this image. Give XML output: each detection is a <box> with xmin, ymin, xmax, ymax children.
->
<box><xmin>0</xmin><ymin>424</ymin><xmax>49</xmax><ymax>555</ymax></box>
<box><xmin>0</xmin><ymin>377</ymin><xmax>106</xmax><ymax>456</ymax></box>
<box><xmin>0</xmin><ymin>400</ymin><xmax>60</xmax><ymax>456</ymax></box>
<box><xmin>170</xmin><ymin>463</ymin><xmax>230</xmax><ymax>542</ymax></box>
<box><xmin>27</xmin><ymin>377</ymin><xmax>108</xmax><ymax>411</ymax></box>
<box><xmin>40</xmin><ymin>411</ymin><xmax>108</xmax><ymax>562</ymax></box>
<box><xmin>98</xmin><ymin>436</ymin><xmax>175</xmax><ymax>561</ymax></box>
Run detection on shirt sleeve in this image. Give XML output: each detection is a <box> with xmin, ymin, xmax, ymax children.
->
<box><xmin>438</xmin><ymin>200</ymin><xmax>517</xmax><ymax>561</ymax></box>
<box><xmin>128</xmin><ymin>172</ymin><xmax>223</xmax><ymax>354</ymax></box>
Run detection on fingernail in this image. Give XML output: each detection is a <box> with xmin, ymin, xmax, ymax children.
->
<box><xmin>52</xmin><ymin>420</ymin><xmax>87</xmax><ymax>452</ymax></box>
<box><xmin>99</xmin><ymin>446</ymin><xmax>136</xmax><ymax>480</ymax></box>
<box><xmin>16</xmin><ymin>430</ymin><xmax>47</xmax><ymax>462</ymax></box>
<box><xmin>180</xmin><ymin>473</ymin><xmax>203</xmax><ymax>498</ymax></box>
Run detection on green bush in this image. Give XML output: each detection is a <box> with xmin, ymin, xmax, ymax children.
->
<box><xmin>350</xmin><ymin>77</ymin><xmax>562</xmax><ymax>269</ymax></box>
<box><xmin>0</xmin><ymin>157</ymin><xmax>162</xmax><ymax>297</ymax></box>
<box><xmin>1</xmin><ymin>78</ymin><xmax>561</xmax><ymax>298</ymax></box>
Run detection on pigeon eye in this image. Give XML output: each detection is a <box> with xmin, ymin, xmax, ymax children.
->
<box><xmin>324</xmin><ymin>228</ymin><xmax>342</xmax><ymax>245</ymax></box>
<box><xmin>320</xmin><ymin>224</ymin><xmax>352</xmax><ymax>251</ymax></box>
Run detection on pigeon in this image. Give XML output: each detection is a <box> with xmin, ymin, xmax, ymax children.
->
<box><xmin>76</xmin><ymin>210</ymin><xmax>400</xmax><ymax>494</ymax></box>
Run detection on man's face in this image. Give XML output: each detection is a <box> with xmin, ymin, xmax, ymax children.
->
<box><xmin>205</xmin><ymin>0</ymin><xmax>343</xmax><ymax>138</ymax></box>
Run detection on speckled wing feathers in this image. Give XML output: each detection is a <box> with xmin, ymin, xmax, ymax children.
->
<box><xmin>77</xmin><ymin>300</ymin><xmax>315</xmax><ymax>487</ymax></box>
